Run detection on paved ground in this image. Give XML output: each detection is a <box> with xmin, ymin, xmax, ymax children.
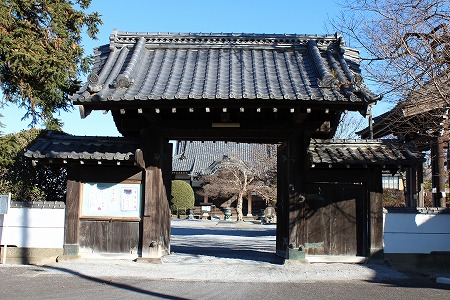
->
<box><xmin>0</xmin><ymin>219</ymin><xmax>449</xmax><ymax>299</ymax></box>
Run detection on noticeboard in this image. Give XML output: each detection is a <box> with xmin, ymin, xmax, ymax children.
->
<box><xmin>0</xmin><ymin>193</ymin><xmax>11</xmax><ymax>215</ymax></box>
<box><xmin>81</xmin><ymin>183</ymin><xmax>142</xmax><ymax>218</ymax></box>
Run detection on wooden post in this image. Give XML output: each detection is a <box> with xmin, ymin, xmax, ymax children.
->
<box><xmin>140</xmin><ymin>130</ymin><xmax>171</xmax><ymax>259</ymax></box>
<box><xmin>63</xmin><ymin>177</ymin><xmax>81</xmax><ymax>256</ymax></box>
<box><xmin>431</xmin><ymin>136</ymin><xmax>446</xmax><ymax>207</ymax></box>
<box><xmin>247</xmin><ymin>192</ymin><xmax>253</xmax><ymax>216</ymax></box>
<box><xmin>411</xmin><ymin>165</ymin><xmax>420</xmax><ymax>207</ymax></box>
<box><xmin>276</xmin><ymin>133</ymin><xmax>308</xmax><ymax>259</ymax></box>
<box><xmin>287</xmin><ymin>133</ymin><xmax>307</xmax><ymax>254</ymax></box>
<box><xmin>405</xmin><ymin>165</ymin><xmax>420</xmax><ymax>207</ymax></box>
<box><xmin>418</xmin><ymin>163</ymin><xmax>425</xmax><ymax>207</ymax></box>
<box><xmin>276</xmin><ymin>142</ymin><xmax>288</xmax><ymax>257</ymax></box>
<box><xmin>369</xmin><ymin>167</ymin><xmax>383</xmax><ymax>258</ymax></box>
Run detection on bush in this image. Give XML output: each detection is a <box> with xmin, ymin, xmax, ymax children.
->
<box><xmin>171</xmin><ymin>180</ymin><xmax>195</xmax><ymax>212</ymax></box>
<box><xmin>382</xmin><ymin>189</ymin><xmax>405</xmax><ymax>207</ymax></box>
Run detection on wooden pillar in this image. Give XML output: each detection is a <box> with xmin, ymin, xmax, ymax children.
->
<box><xmin>63</xmin><ymin>177</ymin><xmax>81</xmax><ymax>256</ymax></box>
<box><xmin>431</xmin><ymin>136</ymin><xmax>446</xmax><ymax>207</ymax></box>
<box><xmin>276</xmin><ymin>132</ymin><xmax>310</xmax><ymax>258</ymax></box>
<box><xmin>418</xmin><ymin>164</ymin><xmax>425</xmax><ymax>208</ymax></box>
<box><xmin>276</xmin><ymin>142</ymin><xmax>289</xmax><ymax>257</ymax></box>
<box><xmin>140</xmin><ymin>130</ymin><xmax>171</xmax><ymax>259</ymax></box>
<box><xmin>276</xmin><ymin>132</ymin><xmax>308</xmax><ymax>259</ymax></box>
<box><xmin>369</xmin><ymin>167</ymin><xmax>383</xmax><ymax>257</ymax></box>
<box><xmin>288</xmin><ymin>133</ymin><xmax>308</xmax><ymax>250</ymax></box>
<box><xmin>405</xmin><ymin>166</ymin><xmax>419</xmax><ymax>207</ymax></box>
<box><xmin>410</xmin><ymin>166</ymin><xmax>417</xmax><ymax>207</ymax></box>
<box><xmin>247</xmin><ymin>192</ymin><xmax>253</xmax><ymax>217</ymax></box>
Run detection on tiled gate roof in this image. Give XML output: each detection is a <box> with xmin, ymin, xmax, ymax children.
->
<box><xmin>25</xmin><ymin>133</ymin><xmax>422</xmax><ymax>169</ymax></box>
<box><xmin>24</xmin><ymin>131</ymin><xmax>138</xmax><ymax>165</ymax></box>
<box><xmin>309</xmin><ymin>139</ymin><xmax>424</xmax><ymax>167</ymax></box>
<box><xmin>71</xmin><ymin>31</ymin><xmax>378</xmax><ymax>106</ymax></box>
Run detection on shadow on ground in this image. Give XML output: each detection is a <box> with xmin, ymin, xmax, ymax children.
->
<box><xmin>170</xmin><ymin>226</ymin><xmax>276</xmax><ymax>237</ymax></box>
<box><xmin>169</xmin><ymin>244</ymin><xmax>284</xmax><ymax>264</ymax></box>
<box><xmin>170</xmin><ymin>225</ymin><xmax>282</xmax><ymax>264</ymax></box>
<box><xmin>41</xmin><ymin>265</ymin><xmax>189</xmax><ymax>300</ymax></box>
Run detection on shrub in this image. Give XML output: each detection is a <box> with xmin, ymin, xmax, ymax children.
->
<box><xmin>171</xmin><ymin>180</ymin><xmax>195</xmax><ymax>212</ymax></box>
<box><xmin>382</xmin><ymin>189</ymin><xmax>405</xmax><ymax>207</ymax></box>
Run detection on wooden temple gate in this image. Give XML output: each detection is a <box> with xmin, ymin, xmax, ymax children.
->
<box><xmin>25</xmin><ymin>31</ymin><xmax>423</xmax><ymax>260</ymax></box>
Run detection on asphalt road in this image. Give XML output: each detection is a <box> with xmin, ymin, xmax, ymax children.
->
<box><xmin>0</xmin><ymin>267</ymin><xmax>449</xmax><ymax>300</ymax></box>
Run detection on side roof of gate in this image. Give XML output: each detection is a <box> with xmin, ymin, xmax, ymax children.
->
<box><xmin>71</xmin><ymin>31</ymin><xmax>378</xmax><ymax>110</ymax></box>
<box><xmin>24</xmin><ymin>131</ymin><xmax>139</xmax><ymax>165</ymax></box>
<box><xmin>24</xmin><ymin>133</ymin><xmax>423</xmax><ymax>169</ymax></box>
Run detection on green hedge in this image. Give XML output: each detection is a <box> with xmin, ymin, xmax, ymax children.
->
<box><xmin>171</xmin><ymin>180</ymin><xmax>195</xmax><ymax>211</ymax></box>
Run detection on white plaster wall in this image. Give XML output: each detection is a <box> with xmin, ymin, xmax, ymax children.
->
<box><xmin>384</xmin><ymin>212</ymin><xmax>450</xmax><ymax>254</ymax></box>
<box><xmin>0</xmin><ymin>207</ymin><xmax>65</xmax><ymax>248</ymax></box>
<box><xmin>1</xmin><ymin>206</ymin><xmax>449</xmax><ymax>254</ymax></box>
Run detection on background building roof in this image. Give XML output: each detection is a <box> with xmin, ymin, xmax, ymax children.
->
<box><xmin>172</xmin><ymin>140</ymin><xmax>275</xmax><ymax>176</ymax></box>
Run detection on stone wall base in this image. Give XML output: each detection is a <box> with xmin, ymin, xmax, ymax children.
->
<box><xmin>0</xmin><ymin>247</ymin><xmax>63</xmax><ymax>265</ymax></box>
<box><xmin>385</xmin><ymin>252</ymin><xmax>450</xmax><ymax>271</ymax></box>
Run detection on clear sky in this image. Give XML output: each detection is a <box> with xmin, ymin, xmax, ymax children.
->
<box><xmin>0</xmin><ymin>0</ymin><xmax>390</xmax><ymax>136</ymax></box>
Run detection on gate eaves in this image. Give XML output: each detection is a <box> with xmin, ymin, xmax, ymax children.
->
<box><xmin>71</xmin><ymin>31</ymin><xmax>379</xmax><ymax>141</ymax></box>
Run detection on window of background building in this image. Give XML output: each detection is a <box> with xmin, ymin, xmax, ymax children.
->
<box><xmin>382</xmin><ymin>175</ymin><xmax>399</xmax><ymax>189</ymax></box>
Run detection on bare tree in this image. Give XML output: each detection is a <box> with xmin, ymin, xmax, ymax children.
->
<box><xmin>198</xmin><ymin>146</ymin><xmax>277</xmax><ymax>222</ymax></box>
<box><xmin>333</xmin><ymin>1</ymin><xmax>450</xmax><ymax>207</ymax></box>
<box><xmin>247</xmin><ymin>148</ymin><xmax>277</xmax><ymax>206</ymax></box>
<box><xmin>334</xmin><ymin>111</ymin><xmax>368</xmax><ymax>139</ymax></box>
<box><xmin>333</xmin><ymin>1</ymin><xmax>450</xmax><ymax>104</ymax></box>
<box><xmin>199</xmin><ymin>157</ymin><xmax>254</xmax><ymax>222</ymax></box>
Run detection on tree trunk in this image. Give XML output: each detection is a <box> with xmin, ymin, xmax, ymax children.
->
<box><xmin>236</xmin><ymin>171</ymin><xmax>249</xmax><ymax>222</ymax></box>
<box><xmin>236</xmin><ymin>192</ymin><xmax>244</xmax><ymax>222</ymax></box>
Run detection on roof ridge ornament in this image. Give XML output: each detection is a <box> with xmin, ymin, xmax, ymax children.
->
<box><xmin>308</xmin><ymin>40</ymin><xmax>339</xmax><ymax>88</ymax></box>
<box><xmin>114</xmin><ymin>36</ymin><xmax>147</xmax><ymax>89</ymax></box>
<box><xmin>111</xmin><ymin>31</ymin><xmax>340</xmax><ymax>48</ymax></box>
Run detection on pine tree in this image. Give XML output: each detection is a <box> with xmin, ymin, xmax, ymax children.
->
<box><xmin>0</xmin><ymin>1</ymin><xmax>102</xmax><ymax>126</ymax></box>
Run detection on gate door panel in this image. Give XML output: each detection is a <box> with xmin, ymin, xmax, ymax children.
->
<box><xmin>304</xmin><ymin>183</ymin><xmax>366</xmax><ymax>256</ymax></box>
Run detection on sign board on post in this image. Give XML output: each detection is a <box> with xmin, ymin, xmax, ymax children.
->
<box><xmin>81</xmin><ymin>183</ymin><xmax>142</xmax><ymax>218</ymax></box>
<box><xmin>0</xmin><ymin>193</ymin><xmax>11</xmax><ymax>264</ymax></box>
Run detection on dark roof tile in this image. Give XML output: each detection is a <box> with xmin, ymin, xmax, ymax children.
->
<box><xmin>26</xmin><ymin>134</ymin><xmax>422</xmax><ymax>169</ymax></box>
<box><xmin>309</xmin><ymin>139</ymin><xmax>424</xmax><ymax>167</ymax></box>
<box><xmin>72</xmin><ymin>32</ymin><xmax>378</xmax><ymax>106</ymax></box>
<box><xmin>24</xmin><ymin>132</ymin><xmax>139</xmax><ymax>165</ymax></box>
